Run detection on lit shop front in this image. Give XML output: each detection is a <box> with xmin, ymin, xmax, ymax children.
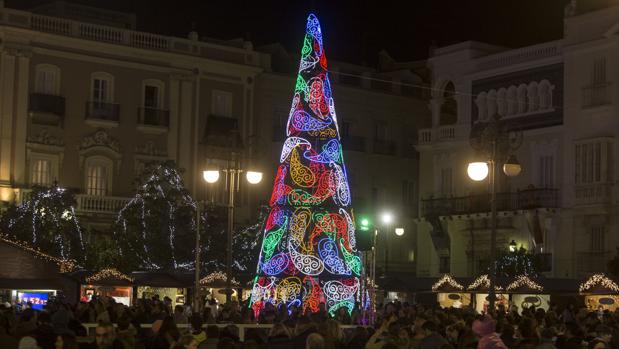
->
<box><xmin>505</xmin><ymin>275</ymin><xmax>550</xmax><ymax>314</ymax></box>
<box><xmin>200</xmin><ymin>272</ymin><xmax>242</xmax><ymax>304</ymax></box>
<box><xmin>79</xmin><ymin>269</ymin><xmax>133</xmax><ymax>306</ymax></box>
<box><xmin>579</xmin><ymin>274</ymin><xmax>619</xmax><ymax>312</ymax></box>
<box><xmin>467</xmin><ymin>275</ymin><xmax>509</xmax><ymax>313</ymax></box>
<box><xmin>432</xmin><ymin>274</ymin><xmax>471</xmax><ymax>309</ymax></box>
<box><xmin>132</xmin><ymin>271</ymin><xmax>191</xmax><ymax>307</ymax></box>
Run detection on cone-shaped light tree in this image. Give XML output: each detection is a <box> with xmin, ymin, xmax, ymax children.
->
<box><xmin>249</xmin><ymin>14</ymin><xmax>361</xmax><ymax>317</ymax></box>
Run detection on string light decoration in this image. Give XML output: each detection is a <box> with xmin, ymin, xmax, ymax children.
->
<box><xmin>0</xmin><ymin>233</ymin><xmax>76</xmax><ymax>273</ymax></box>
<box><xmin>432</xmin><ymin>274</ymin><xmax>464</xmax><ymax>292</ymax></box>
<box><xmin>250</xmin><ymin>14</ymin><xmax>360</xmax><ymax>317</ymax></box>
<box><xmin>506</xmin><ymin>275</ymin><xmax>544</xmax><ymax>292</ymax></box>
<box><xmin>467</xmin><ymin>274</ymin><xmax>504</xmax><ymax>291</ymax></box>
<box><xmin>200</xmin><ymin>271</ymin><xmax>240</xmax><ymax>287</ymax></box>
<box><xmin>579</xmin><ymin>273</ymin><xmax>619</xmax><ymax>294</ymax></box>
<box><xmin>85</xmin><ymin>268</ymin><xmax>133</xmax><ymax>284</ymax></box>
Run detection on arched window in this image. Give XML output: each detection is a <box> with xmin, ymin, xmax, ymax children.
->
<box><xmin>527</xmin><ymin>82</ymin><xmax>539</xmax><ymax>112</ymax></box>
<box><xmin>439</xmin><ymin>81</ymin><xmax>457</xmax><ymax>125</ymax></box>
<box><xmin>142</xmin><ymin>79</ymin><xmax>165</xmax><ymax>109</ymax></box>
<box><xmin>84</xmin><ymin>156</ymin><xmax>113</xmax><ymax>196</ymax></box>
<box><xmin>517</xmin><ymin>84</ymin><xmax>528</xmax><ymax>114</ymax></box>
<box><xmin>90</xmin><ymin>72</ymin><xmax>114</xmax><ymax>103</ymax></box>
<box><xmin>486</xmin><ymin>89</ymin><xmax>497</xmax><ymax>118</ymax></box>
<box><xmin>497</xmin><ymin>88</ymin><xmax>507</xmax><ymax>116</ymax></box>
<box><xmin>475</xmin><ymin>92</ymin><xmax>487</xmax><ymax>121</ymax></box>
<box><xmin>507</xmin><ymin>86</ymin><xmax>518</xmax><ymax>115</ymax></box>
<box><xmin>35</xmin><ymin>64</ymin><xmax>61</xmax><ymax>95</ymax></box>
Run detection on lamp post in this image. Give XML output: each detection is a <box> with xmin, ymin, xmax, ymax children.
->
<box><xmin>203</xmin><ymin>156</ymin><xmax>262</xmax><ymax>303</ymax></box>
<box><xmin>467</xmin><ymin>114</ymin><xmax>522</xmax><ymax>312</ymax></box>
<box><xmin>381</xmin><ymin>212</ymin><xmax>393</xmax><ymax>277</ymax></box>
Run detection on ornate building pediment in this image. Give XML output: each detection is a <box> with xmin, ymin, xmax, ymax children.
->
<box><xmin>27</xmin><ymin>128</ymin><xmax>64</xmax><ymax>147</ymax></box>
<box><xmin>79</xmin><ymin>129</ymin><xmax>120</xmax><ymax>153</ymax></box>
<box><xmin>135</xmin><ymin>141</ymin><xmax>167</xmax><ymax>157</ymax></box>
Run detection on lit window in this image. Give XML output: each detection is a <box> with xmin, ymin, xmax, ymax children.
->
<box><xmin>31</xmin><ymin>159</ymin><xmax>51</xmax><ymax>186</ymax></box>
<box><xmin>87</xmin><ymin>165</ymin><xmax>107</xmax><ymax>196</ymax></box>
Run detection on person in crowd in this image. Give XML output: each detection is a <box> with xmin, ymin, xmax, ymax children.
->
<box><xmin>189</xmin><ymin>314</ymin><xmax>206</xmax><ymax>346</ymax></box>
<box><xmin>419</xmin><ymin>320</ymin><xmax>449</xmax><ymax>349</ymax></box>
<box><xmin>174</xmin><ymin>305</ymin><xmax>189</xmax><ymax>325</ymax></box>
<box><xmin>18</xmin><ymin>336</ymin><xmax>40</xmax><ymax>349</ymax></box>
<box><xmin>472</xmin><ymin>315</ymin><xmax>508</xmax><ymax>349</ymax></box>
<box><xmin>172</xmin><ymin>334</ymin><xmax>199</xmax><ymax>349</ymax></box>
<box><xmin>200</xmin><ymin>325</ymin><xmax>220</xmax><ymax>349</ymax></box>
<box><xmin>54</xmin><ymin>333</ymin><xmax>79</xmax><ymax>349</ymax></box>
<box><xmin>589</xmin><ymin>325</ymin><xmax>613</xmax><ymax>349</ymax></box>
<box><xmin>306</xmin><ymin>333</ymin><xmax>325</xmax><ymax>349</ymax></box>
<box><xmin>536</xmin><ymin>327</ymin><xmax>557</xmax><ymax>349</ymax></box>
<box><xmin>267</xmin><ymin>322</ymin><xmax>293</xmax><ymax>349</ymax></box>
<box><xmin>150</xmin><ymin>315</ymin><xmax>180</xmax><ymax>349</ymax></box>
<box><xmin>92</xmin><ymin>321</ymin><xmax>124</xmax><ymax>349</ymax></box>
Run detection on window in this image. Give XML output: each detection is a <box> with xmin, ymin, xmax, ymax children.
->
<box><xmin>440</xmin><ymin>168</ymin><xmax>453</xmax><ymax>196</ymax></box>
<box><xmin>212</xmin><ymin>90</ymin><xmax>233</xmax><ymax>117</ymax></box>
<box><xmin>87</xmin><ymin>165</ymin><xmax>107</xmax><ymax>196</ymax></box>
<box><xmin>539</xmin><ymin>155</ymin><xmax>555</xmax><ymax>188</ymax></box>
<box><xmin>574</xmin><ymin>141</ymin><xmax>610</xmax><ymax>184</ymax></box>
<box><xmin>31</xmin><ymin>159</ymin><xmax>51</xmax><ymax>186</ymax></box>
<box><xmin>402</xmin><ymin>180</ymin><xmax>416</xmax><ymax>206</ymax></box>
<box><xmin>408</xmin><ymin>250</ymin><xmax>415</xmax><ymax>262</ymax></box>
<box><xmin>35</xmin><ymin>65</ymin><xmax>60</xmax><ymax>95</ymax></box>
<box><xmin>439</xmin><ymin>256</ymin><xmax>450</xmax><ymax>273</ymax></box>
<box><xmin>91</xmin><ymin>72</ymin><xmax>114</xmax><ymax>102</ymax></box>
<box><xmin>593</xmin><ymin>57</ymin><xmax>607</xmax><ymax>84</ymax></box>
<box><xmin>143</xmin><ymin>79</ymin><xmax>164</xmax><ymax>109</ymax></box>
<box><xmin>590</xmin><ymin>226</ymin><xmax>605</xmax><ymax>251</ymax></box>
<box><xmin>374</xmin><ymin>121</ymin><xmax>386</xmax><ymax>141</ymax></box>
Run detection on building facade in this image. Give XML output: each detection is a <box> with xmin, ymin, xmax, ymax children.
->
<box><xmin>0</xmin><ymin>3</ymin><xmax>428</xmax><ymax>277</ymax></box>
<box><xmin>416</xmin><ymin>2</ymin><xmax>619</xmax><ymax>279</ymax></box>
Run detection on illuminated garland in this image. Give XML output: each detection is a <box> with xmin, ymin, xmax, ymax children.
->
<box><xmin>467</xmin><ymin>274</ymin><xmax>504</xmax><ymax>291</ymax></box>
<box><xmin>200</xmin><ymin>271</ymin><xmax>240</xmax><ymax>287</ymax></box>
<box><xmin>250</xmin><ymin>14</ymin><xmax>360</xmax><ymax>316</ymax></box>
<box><xmin>579</xmin><ymin>273</ymin><xmax>619</xmax><ymax>294</ymax></box>
<box><xmin>0</xmin><ymin>233</ymin><xmax>76</xmax><ymax>273</ymax></box>
<box><xmin>432</xmin><ymin>274</ymin><xmax>464</xmax><ymax>292</ymax></box>
<box><xmin>85</xmin><ymin>268</ymin><xmax>133</xmax><ymax>284</ymax></box>
<box><xmin>506</xmin><ymin>275</ymin><xmax>543</xmax><ymax>292</ymax></box>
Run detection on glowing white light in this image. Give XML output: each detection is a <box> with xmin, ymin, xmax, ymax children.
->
<box><xmin>203</xmin><ymin>170</ymin><xmax>220</xmax><ymax>183</ymax></box>
<box><xmin>395</xmin><ymin>228</ymin><xmax>404</xmax><ymax>236</ymax></box>
<box><xmin>467</xmin><ymin>162</ymin><xmax>489</xmax><ymax>181</ymax></box>
<box><xmin>246</xmin><ymin>171</ymin><xmax>263</xmax><ymax>184</ymax></box>
<box><xmin>381</xmin><ymin>212</ymin><xmax>393</xmax><ymax>225</ymax></box>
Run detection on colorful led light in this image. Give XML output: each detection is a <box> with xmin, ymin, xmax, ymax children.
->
<box><xmin>250</xmin><ymin>13</ymin><xmax>360</xmax><ymax>316</ymax></box>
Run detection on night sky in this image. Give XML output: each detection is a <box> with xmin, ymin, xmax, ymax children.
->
<box><xmin>10</xmin><ymin>0</ymin><xmax>570</xmax><ymax>65</ymax></box>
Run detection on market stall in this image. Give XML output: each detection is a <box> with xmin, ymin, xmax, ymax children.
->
<box><xmin>80</xmin><ymin>268</ymin><xmax>133</xmax><ymax>306</ymax></box>
<box><xmin>132</xmin><ymin>271</ymin><xmax>191</xmax><ymax>307</ymax></box>
<box><xmin>579</xmin><ymin>273</ymin><xmax>619</xmax><ymax>312</ymax></box>
<box><xmin>432</xmin><ymin>274</ymin><xmax>471</xmax><ymax>308</ymax></box>
<box><xmin>200</xmin><ymin>271</ymin><xmax>243</xmax><ymax>304</ymax></box>
<box><xmin>467</xmin><ymin>274</ymin><xmax>509</xmax><ymax>313</ymax></box>
<box><xmin>505</xmin><ymin>275</ymin><xmax>550</xmax><ymax>313</ymax></box>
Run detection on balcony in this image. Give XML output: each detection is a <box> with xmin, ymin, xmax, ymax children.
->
<box><xmin>85</xmin><ymin>101</ymin><xmax>120</xmax><ymax>127</ymax></box>
<box><xmin>372</xmin><ymin>139</ymin><xmax>397</xmax><ymax>156</ymax></box>
<box><xmin>75</xmin><ymin>194</ymin><xmax>131</xmax><ymax>214</ymax></box>
<box><xmin>204</xmin><ymin>114</ymin><xmax>242</xmax><ymax>148</ymax></box>
<box><xmin>137</xmin><ymin>107</ymin><xmax>169</xmax><ymax>134</ymax></box>
<box><xmin>28</xmin><ymin>93</ymin><xmax>65</xmax><ymax>126</ymax></box>
<box><xmin>341</xmin><ymin>135</ymin><xmax>366</xmax><ymax>152</ymax></box>
<box><xmin>574</xmin><ymin>182</ymin><xmax>612</xmax><ymax>206</ymax></box>
<box><xmin>582</xmin><ymin>82</ymin><xmax>612</xmax><ymax>108</ymax></box>
<box><xmin>421</xmin><ymin>188</ymin><xmax>559</xmax><ymax>217</ymax></box>
<box><xmin>417</xmin><ymin>124</ymin><xmax>468</xmax><ymax>147</ymax></box>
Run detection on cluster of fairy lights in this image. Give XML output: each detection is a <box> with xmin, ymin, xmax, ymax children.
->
<box><xmin>506</xmin><ymin>275</ymin><xmax>543</xmax><ymax>292</ymax></box>
<box><xmin>467</xmin><ymin>274</ymin><xmax>503</xmax><ymax>291</ymax></box>
<box><xmin>0</xmin><ymin>233</ymin><xmax>76</xmax><ymax>273</ymax></box>
<box><xmin>249</xmin><ymin>14</ymin><xmax>360</xmax><ymax>317</ymax></box>
<box><xmin>115</xmin><ymin>165</ymin><xmax>197</xmax><ymax>270</ymax></box>
<box><xmin>579</xmin><ymin>273</ymin><xmax>619</xmax><ymax>293</ymax></box>
<box><xmin>432</xmin><ymin>274</ymin><xmax>464</xmax><ymax>292</ymax></box>
<box><xmin>200</xmin><ymin>271</ymin><xmax>240</xmax><ymax>287</ymax></box>
<box><xmin>85</xmin><ymin>268</ymin><xmax>133</xmax><ymax>284</ymax></box>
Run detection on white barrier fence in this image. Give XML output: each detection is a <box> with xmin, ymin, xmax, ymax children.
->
<box><xmin>81</xmin><ymin>323</ymin><xmax>363</xmax><ymax>342</ymax></box>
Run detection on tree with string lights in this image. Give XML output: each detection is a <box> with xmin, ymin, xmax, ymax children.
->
<box><xmin>491</xmin><ymin>246</ymin><xmax>539</xmax><ymax>278</ymax></box>
<box><xmin>0</xmin><ymin>184</ymin><xmax>85</xmax><ymax>263</ymax></box>
<box><xmin>113</xmin><ymin>161</ymin><xmax>197</xmax><ymax>271</ymax></box>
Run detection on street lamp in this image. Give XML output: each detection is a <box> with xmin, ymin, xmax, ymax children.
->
<box><xmin>509</xmin><ymin>240</ymin><xmax>518</xmax><ymax>253</ymax></box>
<box><xmin>395</xmin><ymin>228</ymin><xmax>405</xmax><ymax>236</ymax></box>
<box><xmin>204</xmin><ymin>162</ymin><xmax>263</xmax><ymax>302</ymax></box>
<box><xmin>467</xmin><ymin>114</ymin><xmax>522</xmax><ymax>312</ymax></box>
<box><xmin>380</xmin><ymin>212</ymin><xmax>395</xmax><ymax>277</ymax></box>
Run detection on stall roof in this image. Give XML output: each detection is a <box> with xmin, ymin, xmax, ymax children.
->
<box><xmin>432</xmin><ymin>274</ymin><xmax>465</xmax><ymax>293</ymax></box>
<box><xmin>200</xmin><ymin>271</ymin><xmax>240</xmax><ymax>288</ymax></box>
<box><xmin>505</xmin><ymin>275</ymin><xmax>544</xmax><ymax>294</ymax></box>
<box><xmin>579</xmin><ymin>274</ymin><xmax>619</xmax><ymax>295</ymax></box>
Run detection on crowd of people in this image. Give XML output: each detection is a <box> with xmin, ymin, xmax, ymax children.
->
<box><xmin>1</xmin><ymin>295</ymin><xmax>619</xmax><ymax>349</ymax></box>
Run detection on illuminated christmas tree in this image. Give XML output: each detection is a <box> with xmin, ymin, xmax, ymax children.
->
<box><xmin>249</xmin><ymin>14</ymin><xmax>361</xmax><ymax>316</ymax></box>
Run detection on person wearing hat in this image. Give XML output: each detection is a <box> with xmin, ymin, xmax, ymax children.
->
<box><xmin>472</xmin><ymin>315</ymin><xmax>508</xmax><ymax>349</ymax></box>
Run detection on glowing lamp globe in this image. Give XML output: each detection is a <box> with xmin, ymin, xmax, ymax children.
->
<box><xmin>467</xmin><ymin>162</ymin><xmax>489</xmax><ymax>181</ymax></box>
<box><xmin>203</xmin><ymin>170</ymin><xmax>220</xmax><ymax>183</ymax></box>
<box><xmin>381</xmin><ymin>212</ymin><xmax>393</xmax><ymax>225</ymax></box>
<box><xmin>503</xmin><ymin>155</ymin><xmax>522</xmax><ymax>177</ymax></box>
<box><xmin>246</xmin><ymin>171</ymin><xmax>263</xmax><ymax>184</ymax></box>
<box><xmin>395</xmin><ymin>228</ymin><xmax>405</xmax><ymax>236</ymax></box>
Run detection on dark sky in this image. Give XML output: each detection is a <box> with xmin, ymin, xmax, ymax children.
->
<box><xmin>10</xmin><ymin>0</ymin><xmax>570</xmax><ymax>65</ymax></box>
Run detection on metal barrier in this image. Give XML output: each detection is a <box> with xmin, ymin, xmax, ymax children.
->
<box><xmin>81</xmin><ymin>323</ymin><xmax>363</xmax><ymax>342</ymax></box>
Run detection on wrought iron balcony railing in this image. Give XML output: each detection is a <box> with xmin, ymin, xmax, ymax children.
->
<box><xmin>421</xmin><ymin>188</ymin><xmax>559</xmax><ymax>217</ymax></box>
<box><xmin>85</xmin><ymin>101</ymin><xmax>120</xmax><ymax>122</ymax></box>
<box><xmin>29</xmin><ymin>93</ymin><xmax>65</xmax><ymax>116</ymax></box>
<box><xmin>138</xmin><ymin>107</ymin><xmax>169</xmax><ymax>127</ymax></box>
